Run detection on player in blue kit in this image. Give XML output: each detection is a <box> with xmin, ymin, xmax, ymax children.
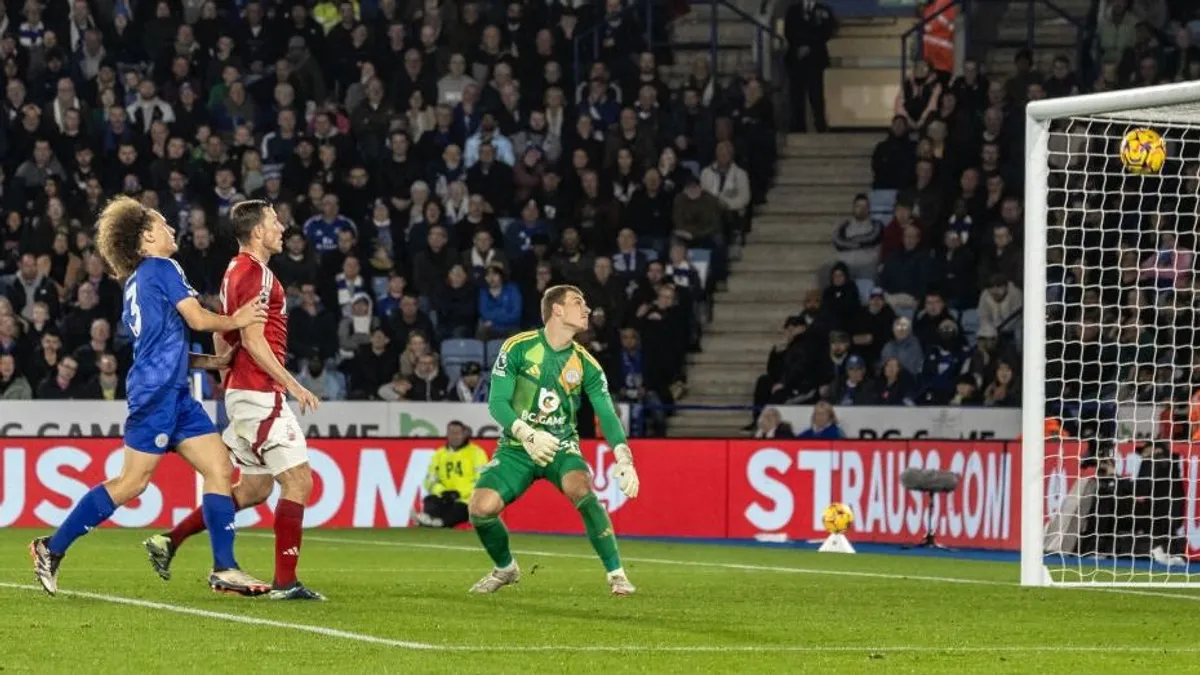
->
<box><xmin>30</xmin><ymin>196</ymin><xmax>271</xmax><ymax>597</ymax></box>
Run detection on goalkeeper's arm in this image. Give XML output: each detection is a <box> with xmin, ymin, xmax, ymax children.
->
<box><xmin>581</xmin><ymin>350</ymin><xmax>638</xmax><ymax>497</ymax></box>
<box><xmin>486</xmin><ymin>358</ymin><xmax>519</xmax><ymax>431</ymax></box>
<box><xmin>581</xmin><ymin>355</ymin><xmax>628</xmax><ymax>447</ymax></box>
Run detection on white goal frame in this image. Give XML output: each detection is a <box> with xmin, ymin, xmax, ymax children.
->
<box><xmin>1022</xmin><ymin>80</ymin><xmax>1200</xmax><ymax>587</ymax></box>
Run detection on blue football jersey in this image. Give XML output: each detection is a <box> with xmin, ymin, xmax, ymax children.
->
<box><xmin>122</xmin><ymin>256</ymin><xmax>197</xmax><ymax>406</ymax></box>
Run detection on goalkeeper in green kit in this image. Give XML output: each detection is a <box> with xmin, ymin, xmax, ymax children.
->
<box><xmin>469</xmin><ymin>284</ymin><xmax>641</xmax><ymax>595</ymax></box>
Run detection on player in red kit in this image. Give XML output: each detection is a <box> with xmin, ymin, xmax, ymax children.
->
<box><xmin>144</xmin><ymin>200</ymin><xmax>325</xmax><ymax>600</ymax></box>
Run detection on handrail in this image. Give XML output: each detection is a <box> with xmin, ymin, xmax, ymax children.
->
<box><xmin>702</xmin><ymin>0</ymin><xmax>787</xmax><ymax>82</ymax></box>
<box><xmin>571</xmin><ymin>0</ymin><xmax>789</xmax><ymax>94</ymax></box>
<box><xmin>899</xmin><ymin>0</ymin><xmax>1091</xmax><ymax>82</ymax></box>
<box><xmin>572</xmin><ymin>0</ymin><xmax>656</xmax><ymax>95</ymax></box>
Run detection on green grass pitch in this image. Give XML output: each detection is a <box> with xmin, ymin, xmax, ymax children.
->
<box><xmin>1</xmin><ymin>528</ymin><xmax>1198</xmax><ymax>673</ymax></box>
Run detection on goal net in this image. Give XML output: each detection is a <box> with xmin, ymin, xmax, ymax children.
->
<box><xmin>1023</xmin><ymin>80</ymin><xmax>1200</xmax><ymax>587</ymax></box>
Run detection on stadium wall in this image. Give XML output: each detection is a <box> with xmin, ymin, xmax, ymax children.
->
<box><xmin>2</xmin><ymin>437</ymin><xmax>1029</xmax><ymax>549</ymax></box>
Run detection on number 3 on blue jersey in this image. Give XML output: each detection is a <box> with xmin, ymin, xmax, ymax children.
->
<box><xmin>124</xmin><ymin>281</ymin><xmax>142</xmax><ymax>337</ymax></box>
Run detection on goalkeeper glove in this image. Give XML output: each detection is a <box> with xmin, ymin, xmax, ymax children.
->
<box><xmin>612</xmin><ymin>443</ymin><xmax>640</xmax><ymax>499</ymax></box>
<box><xmin>511</xmin><ymin>419</ymin><xmax>559</xmax><ymax>467</ymax></box>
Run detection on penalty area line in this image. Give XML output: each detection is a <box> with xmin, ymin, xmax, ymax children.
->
<box><xmin>0</xmin><ymin>582</ymin><xmax>436</xmax><ymax>650</ymax></box>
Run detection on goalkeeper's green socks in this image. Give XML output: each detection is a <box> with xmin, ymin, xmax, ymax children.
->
<box><xmin>575</xmin><ymin>492</ymin><xmax>623</xmax><ymax>573</ymax></box>
<box><xmin>471</xmin><ymin>514</ymin><xmax>514</xmax><ymax>568</ymax></box>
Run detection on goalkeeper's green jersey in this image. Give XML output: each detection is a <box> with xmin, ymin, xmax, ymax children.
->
<box><xmin>487</xmin><ymin>329</ymin><xmax>628</xmax><ymax>453</ymax></box>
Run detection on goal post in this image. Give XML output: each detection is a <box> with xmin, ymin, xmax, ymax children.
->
<box><xmin>1022</xmin><ymin>80</ymin><xmax>1200</xmax><ymax>587</ymax></box>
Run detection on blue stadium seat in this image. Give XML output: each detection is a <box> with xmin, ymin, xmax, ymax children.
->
<box><xmin>960</xmin><ymin>308</ymin><xmax>981</xmax><ymax>337</ymax></box>
<box><xmin>640</xmin><ymin>248</ymin><xmax>659</xmax><ymax>262</ymax></box>
<box><xmin>441</xmin><ymin>339</ymin><xmax>484</xmax><ymax>370</ymax></box>
<box><xmin>690</xmin><ymin>249</ymin><xmax>712</xmax><ymax>286</ymax></box>
<box><xmin>869</xmin><ymin>189</ymin><xmax>898</xmax><ymax>217</ymax></box>
<box><xmin>856</xmin><ymin>278</ymin><xmax>874</xmax><ymax>304</ymax></box>
<box><xmin>485</xmin><ymin>338</ymin><xmax>507</xmax><ymax>367</ymax></box>
<box><xmin>372</xmin><ymin>275</ymin><xmax>389</xmax><ymax>300</ymax></box>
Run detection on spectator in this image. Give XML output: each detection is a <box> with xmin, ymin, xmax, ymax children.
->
<box><xmin>829</xmin><ymin>354</ymin><xmax>871</xmax><ymax>406</ymax></box>
<box><xmin>71</xmin><ymin>318</ymin><xmax>113</xmax><ymax>382</ymax></box>
<box><xmin>895</xmin><ymin>61</ymin><xmax>942</xmax><ymax>132</ymax></box>
<box><xmin>448</xmin><ymin>361</ymin><xmax>489</xmax><ymax>403</ymax></box>
<box><xmin>433</xmin><ymin>264</ymin><xmax>478</xmax><ymax>340</ymax></box>
<box><xmin>672</xmin><ymin>173</ymin><xmax>725</xmax><ymax>286</ymax></box>
<box><xmin>947</xmin><ymin>374</ymin><xmax>982</xmax><ymax>406</ymax></box>
<box><xmin>334</xmin><ymin>256</ymin><xmax>369</xmax><ymax>317</ymax></box>
<box><xmin>917</xmin><ymin>318</ymin><xmax>969</xmax><ymax>404</ymax></box>
<box><xmin>819</xmin><ymin>263</ymin><xmax>862</xmax><ymax>333</ymax></box>
<box><xmin>913</xmin><ymin>291</ymin><xmax>960</xmax><ymax>348</ymax></box>
<box><xmin>289</xmin><ymin>282</ymin><xmax>339</xmax><ymax>364</ymax></box>
<box><xmin>754</xmin><ymin>406</ymin><xmax>795</xmax><ymax>439</ymax></box>
<box><xmin>77</xmin><ymin>353</ymin><xmax>126</xmax><ymax>400</ymax></box>
<box><xmin>389</xmin><ymin>293</ymin><xmax>436</xmax><ymax>349</ymax></box>
<box><xmin>0</xmin><ymin>352</ymin><xmax>32</xmax><ymax>399</ymax></box>
<box><xmin>701</xmin><ymin>140</ymin><xmax>751</xmax><ymax>241</ymax></box>
<box><xmin>348</xmin><ymin>327</ymin><xmax>398</xmax><ymax>400</ymax></box>
<box><xmin>872</xmin><ymin>357</ymin><xmax>915</xmax><ymax>405</ymax></box>
<box><xmin>983</xmin><ymin>360</ymin><xmax>1020</xmax><ymax>407</ymax></box>
<box><xmin>408</xmin><ymin>351</ymin><xmax>449</xmax><ymax>401</ymax></box>
<box><xmin>935</xmin><ymin>229</ymin><xmax>978</xmax><ymax>310</ymax></box>
<box><xmin>377</xmin><ymin>372</ymin><xmax>414</xmax><ymax>401</ymax></box>
<box><xmin>978</xmin><ymin>273</ymin><xmax>1023</xmax><ymax>337</ymax></box>
<box><xmin>978</xmin><ymin>224</ymin><xmax>1023</xmax><ymax>287</ymax></box>
<box><xmin>798</xmin><ymin>401</ymin><xmax>844</xmax><ymax>439</ymax></box>
<box><xmin>304</xmin><ymin>194</ymin><xmax>357</xmax><ymax>254</ymax></box>
<box><xmin>852</xmin><ymin>287</ymin><xmax>897</xmax><ymax>368</ymax></box>
<box><xmin>477</xmin><ymin>263</ymin><xmax>522</xmax><ymax>339</ymax></box>
<box><xmin>297</xmin><ymin>350</ymin><xmax>347</xmax><ymax>401</ymax></box>
<box><xmin>881</xmin><ymin>316</ymin><xmax>924</xmax><ymax>377</ymax></box>
<box><xmin>1139</xmin><ymin>231</ymin><xmax>1193</xmax><ymax>289</ymax></box>
<box><xmin>7</xmin><ymin>253</ymin><xmax>59</xmax><ymax>320</ymax></box>
<box><xmin>414</xmin><ymin>421</ymin><xmax>488</xmax><ymax>528</ymax></box>
<box><xmin>783</xmin><ymin>0</ymin><xmax>834</xmax><ymax>133</ymax></box>
<box><xmin>1098</xmin><ymin>0</ymin><xmax>1137</xmax><ymax>67</ymax></box>
<box><xmin>338</xmin><ymin>293</ymin><xmax>379</xmax><ymax>359</ymax></box>
<box><xmin>878</xmin><ymin>225</ymin><xmax>934</xmax><ymax>310</ymax></box>
<box><xmin>36</xmin><ymin>355</ymin><xmax>79</xmax><ymax>399</ymax></box>
<box><xmin>398</xmin><ymin>331</ymin><xmax>433</xmax><ymax>379</ymax></box>
<box><xmin>833</xmin><ymin>194</ymin><xmax>884</xmax><ymax>280</ymax></box>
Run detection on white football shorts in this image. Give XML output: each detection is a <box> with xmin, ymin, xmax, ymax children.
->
<box><xmin>222</xmin><ymin>389</ymin><xmax>308</xmax><ymax>476</ymax></box>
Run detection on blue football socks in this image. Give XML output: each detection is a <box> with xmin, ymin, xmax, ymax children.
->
<box><xmin>202</xmin><ymin>493</ymin><xmax>239</xmax><ymax>571</ymax></box>
<box><xmin>48</xmin><ymin>485</ymin><xmax>117</xmax><ymax>556</ymax></box>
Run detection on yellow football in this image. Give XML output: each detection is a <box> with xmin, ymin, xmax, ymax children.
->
<box><xmin>822</xmin><ymin>502</ymin><xmax>854</xmax><ymax>534</ymax></box>
<box><xmin>1119</xmin><ymin>127</ymin><xmax>1166</xmax><ymax>175</ymax></box>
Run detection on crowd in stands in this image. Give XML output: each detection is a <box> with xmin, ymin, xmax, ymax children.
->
<box><xmin>753</xmin><ymin>0</ymin><xmax>1200</xmax><ymax>427</ymax></box>
<box><xmin>0</xmin><ymin>0</ymin><xmax>778</xmax><ymax>436</ymax></box>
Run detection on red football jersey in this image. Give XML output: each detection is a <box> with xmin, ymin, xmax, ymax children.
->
<box><xmin>220</xmin><ymin>252</ymin><xmax>288</xmax><ymax>392</ymax></box>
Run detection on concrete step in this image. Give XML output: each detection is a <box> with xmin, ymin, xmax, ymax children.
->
<box><xmin>757</xmin><ymin>194</ymin><xmax>853</xmax><ymax>215</ymax></box>
<box><xmin>737</xmin><ymin>244</ymin><xmax>832</xmax><ymax>268</ymax></box>
<box><xmin>785</xmin><ymin>133</ymin><xmax>880</xmax><ymax>152</ymax></box>
<box><xmin>673</xmin><ymin>19</ymin><xmax>759</xmax><ymax>46</ymax></box>
<box><xmin>695</xmin><ymin>331</ymin><xmax>775</xmax><ymax>352</ymax></box>
<box><xmin>667</xmin><ymin>410</ymin><xmax>752</xmax><ymax>436</ymax></box>
<box><xmin>995</xmin><ymin>22</ymin><xmax>1079</xmax><ymax>44</ymax></box>
<box><xmin>663</xmin><ymin>49</ymin><xmax>754</xmax><ymax>76</ymax></box>
<box><xmin>688</xmin><ymin>349</ymin><xmax>765</xmax><ymax>367</ymax></box>
<box><xmin>725</xmin><ymin>268</ymin><xmax>817</xmax><ymax>292</ymax></box>
<box><xmin>681</xmin><ymin>377</ymin><xmax>754</xmax><ymax>398</ymax></box>
<box><xmin>714</xmin><ymin>287</ymin><xmax>811</xmax><ymax>305</ymax></box>
<box><xmin>709</xmin><ymin>300</ymin><xmax>797</xmax><ymax>325</ymax></box>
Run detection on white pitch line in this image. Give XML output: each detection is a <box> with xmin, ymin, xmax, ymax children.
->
<box><xmin>261</xmin><ymin>533</ymin><xmax>1200</xmax><ymax>603</ymax></box>
<box><xmin>257</xmin><ymin>533</ymin><xmax>1010</xmax><ymax>587</ymax></box>
<box><xmin>0</xmin><ymin>582</ymin><xmax>436</xmax><ymax>650</ymax></box>
<box><xmin>4</xmin><ymin>581</ymin><xmax>1200</xmax><ymax>654</ymax></box>
<box><xmin>3</xmin><ymin>580</ymin><xmax>1200</xmax><ymax>655</ymax></box>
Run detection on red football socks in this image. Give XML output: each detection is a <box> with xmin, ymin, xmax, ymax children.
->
<box><xmin>273</xmin><ymin>499</ymin><xmax>305</xmax><ymax>588</ymax></box>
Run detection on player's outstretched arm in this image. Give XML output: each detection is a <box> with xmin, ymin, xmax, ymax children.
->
<box><xmin>188</xmin><ymin>351</ymin><xmax>233</xmax><ymax>371</ymax></box>
<box><xmin>240</xmin><ymin>321</ymin><xmax>320</xmax><ymax>414</ymax></box>
<box><xmin>580</xmin><ymin>348</ymin><xmax>639</xmax><ymax>498</ymax></box>
<box><xmin>176</xmin><ymin>297</ymin><xmax>267</xmax><ymax>333</ymax></box>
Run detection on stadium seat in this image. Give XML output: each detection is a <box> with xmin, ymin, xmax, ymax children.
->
<box><xmin>869</xmin><ymin>189</ymin><xmax>898</xmax><ymax>218</ymax></box>
<box><xmin>441</xmin><ymin>339</ymin><xmax>484</xmax><ymax>371</ymax></box>
<box><xmin>690</xmin><ymin>249</ymin><xmax>712</xmax><ymax>287</ymax></box>
<box><xmin>960</xmin><ymin>308</ymin><xmax>981</xmax><ymax>338</ymax></box>
<box><xmin>485</xmin><ymin>338</ymin><xmax>507</xmax><ymax>367</ymax></box>
<box><xmin>640</xmin><ymin>248</ymin><xmax>659</xmax><ymax>262</ymax></box>
<box><xmin>856</xmin><ymin>278</ymin><xmax>874</xmax><ymax>304</ymax></box>
<box><xmin>372</xmin><ymin>276</ymin><xmax>389</xmax><ymax>300</ymax></box>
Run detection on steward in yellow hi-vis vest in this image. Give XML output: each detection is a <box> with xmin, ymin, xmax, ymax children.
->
<box><xmin>415</xmin><ymin>421</ymin><xmax>489</xmax><ymax>528</ymax></box>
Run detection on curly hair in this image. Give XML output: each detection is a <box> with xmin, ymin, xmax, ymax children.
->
<box><xmin>94</xmin><ymin>196</ymin><xmax>152</xmax><ymax>279</ymax></box>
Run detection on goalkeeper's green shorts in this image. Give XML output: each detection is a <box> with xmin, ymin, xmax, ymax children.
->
<box><xmin>475</xmin><ymin>445</ymin><xmax>591</xmax><ymax>505</ymax></box>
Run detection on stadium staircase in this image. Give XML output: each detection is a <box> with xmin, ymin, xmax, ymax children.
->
<box><xmin>976</xmin><ymin>0</ymin><xmax>1094</xmax><ymax>78</ymax></box>
<box><xmin>669</xmin><ymin>132</ymin><xmax>881</xmax><ymax>437</ymax></box>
